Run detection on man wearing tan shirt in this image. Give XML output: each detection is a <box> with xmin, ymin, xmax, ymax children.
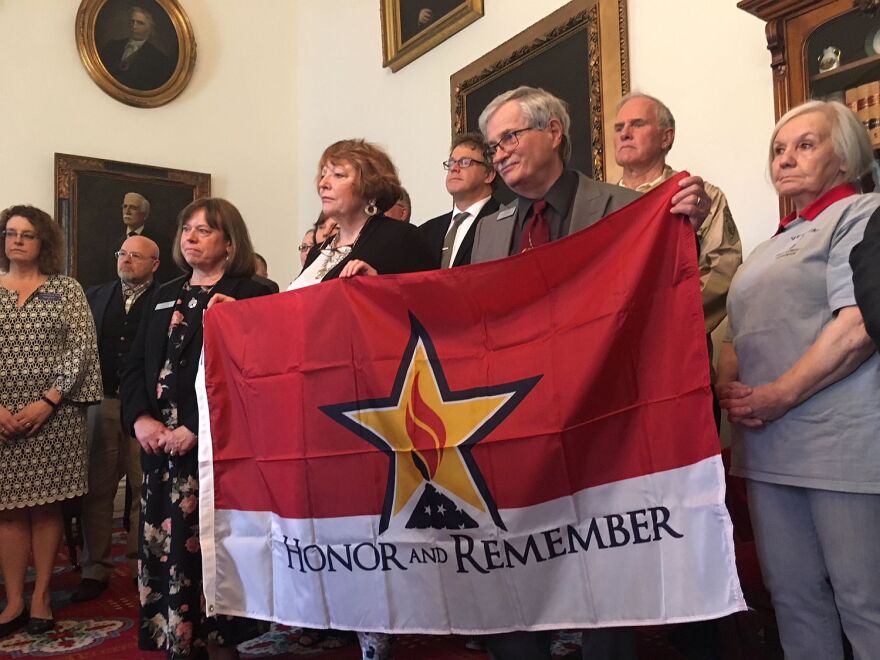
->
<box><xmin>614</xmin><ymin>92</ymin><xmax>740</xmax><ymax>660</ymax></box>
<box><xmin>614</xmin><ymin>93</ymin><xmax>741</xmax><ymax>339</ymax></box>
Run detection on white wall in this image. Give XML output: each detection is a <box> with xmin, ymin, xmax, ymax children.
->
<box><xmin>294</xmin><ymin>0</ymin><xmax>577</xmax><ymax>250</ymax></box>
<box><xmin>1</xmin><ymin>1</ymin><xmax>779</xmax><ymax>288</ymax></box>
<box><xmin>293</xmin><ymin>0</ymin><xmax>780</xmax><ymax>287</ymax></box>
<box><xmin>627</xmin><ymin>1</ymin><xmax>778</xmax><ymax>257</ymax></box>
<box><xmin>0</xmin><ymin>0</ymin><xmax>299</xmax><ymax>284</ymax></box>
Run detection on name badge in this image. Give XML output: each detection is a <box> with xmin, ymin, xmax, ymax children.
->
<box><xmin>35</xmin><ymin>292</ymin><xmax>61</xmax><ymax>302</ymax></box>
<box><xmin>154</xmin><ymin>300</ymin><xmax>175</xmax><ymax>310</ymax></box>
<box><xmin>497</xmin><ymin>207</ymin><xmax>516</xmax><ymax>220</ymax></box>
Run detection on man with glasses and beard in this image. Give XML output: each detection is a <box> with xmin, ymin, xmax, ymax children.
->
<box><xmin>72</xmin><ymin>236</ymin><xmax>159</xmax><ymax>603</ymax></box>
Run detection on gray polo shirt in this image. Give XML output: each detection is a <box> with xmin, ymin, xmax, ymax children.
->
<box><xmin>727</xmin><ymin>191</ymin><xmax>880</xmax><ymax>493</ymax></box>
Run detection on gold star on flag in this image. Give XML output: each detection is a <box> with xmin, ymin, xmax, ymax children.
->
<box><xmin>321</xmin><ymin>313</ymin><xmax>540</xmax><ymax>533</ymax></box>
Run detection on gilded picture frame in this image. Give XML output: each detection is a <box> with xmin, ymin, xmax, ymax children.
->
<box><xmin>75</xmin><ymin>0</ymin><xmax>197</xmax><ymax>108</ymax></box>
<box><xmin>450</xmin><ymin>0</ymin><xmax>629</xmax><ymax>187</ymax></box>
<box><xmin>55</xmin><ymin>153</ymin><xmax>211</xmax><ymax>288</ymax></box>
<box><xmin>382</xmin><ymin>0</ymin><xmax>484</xmax><ymax>72</ymax></box>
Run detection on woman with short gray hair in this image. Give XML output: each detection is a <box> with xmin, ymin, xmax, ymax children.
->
<box><xmin>718</xmin><ymin>100</ymin><xmax>880</xmax><ymax>659</ymax></box>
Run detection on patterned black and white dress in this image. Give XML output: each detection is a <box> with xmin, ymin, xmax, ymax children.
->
<box><xmin>0</xmin><ymin>274</ymin><xmax>102</xmax><ymax>509</ymax></box>
<box><xmin>139</xmin><ymin>281</ymin><xmax>264</xmax><ymax>658</ymax></box>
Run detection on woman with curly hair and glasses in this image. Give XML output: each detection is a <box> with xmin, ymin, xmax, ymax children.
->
<box><xmin>0</xmin><ymin>205</ymin><xmax>102</xmax><ymax>638</ymax></box>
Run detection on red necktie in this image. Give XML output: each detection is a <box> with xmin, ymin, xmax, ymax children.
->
<box><xmin>519</xmin><ymin>200</ymin><xmax>549</xmax><ymax>252</ymax></box>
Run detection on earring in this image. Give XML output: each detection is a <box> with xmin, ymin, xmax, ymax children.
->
<box><xmin>365</xmin><ymin>200</ymin><xmax>378</xmax><ymax>217</ymax></box>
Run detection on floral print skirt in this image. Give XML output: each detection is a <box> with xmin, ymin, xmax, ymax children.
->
<box><xmin>138</xmin><ymin>449</ymin><xmax>264</xmax><ymax>658</ymax></box>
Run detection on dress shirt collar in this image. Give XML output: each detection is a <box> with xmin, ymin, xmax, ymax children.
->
<box><xmin>517</xmin><ymin>170</ymin><xmax>577</xmax><ymax>222</ymax></box>
<box><xmin>454</xmin><ymin>194</ymin><xmax>492</xmax><ymax>220</ymax></box>
<box><xmin>543</xmin><ymin>169</ymin><xmax>578</xmax><ymax>217</ymax></box>
<box><xmin>617</xmin><ymin>165</ymin><xmax>675</xmax><ymax>193</ymax></box>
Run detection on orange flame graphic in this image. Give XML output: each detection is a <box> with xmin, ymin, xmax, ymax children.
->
<box><xmin>405</xmin><ymin>371</ymin><xmax>447</xmax><ymax>481</ymax></box>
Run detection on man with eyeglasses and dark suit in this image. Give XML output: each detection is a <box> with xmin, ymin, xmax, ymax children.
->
<box><xmin>71</xmin><ymin>235</ymin><xmax>159</xmax><ymax>602</ymax></box>
<box><xmin>418</xmin><ymin>132</ymin><xmax>500</xmax><ymax>268</ymax></box>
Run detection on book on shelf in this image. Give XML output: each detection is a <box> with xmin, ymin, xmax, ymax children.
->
<box><xmin>845</xmin><ymin>86</ymin><xmax>859</xmax><ymax>114</ymax></box>
<box><xmin>843</xmin><ymin>82</ymin><xmax>880</xmax><ymax>146</ymax></box>
<box><xmin>865</xmin><ymin>81</ymin><xmax>880</xmax><ymax>145</ymax></box>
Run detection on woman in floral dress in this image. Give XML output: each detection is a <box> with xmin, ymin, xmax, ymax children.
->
<box><xmin>120</xmin><ymin>198</ymin><xmax>272</xmax><ymax>659</ymax></box>
<box><xmin>0</xmin><ymin>205</ymin><xmax>102</xmax><ymax>637</ymax></box>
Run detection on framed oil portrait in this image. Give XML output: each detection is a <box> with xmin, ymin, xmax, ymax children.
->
<box><xmin>450</xmin><ymin>0</ymin><xmax>628</xmax><ymax>197</ymax></box>
<box><xmin>382</xmin><ymin>0</ymin><xmax>484</xmax><ymax>72</ymax></box>
<box><xmin>75</xmin><ymin>0</ymin><xmax>197</xmax><ymax>108</ymax></box>
<box><xmin>55</xmin><ymin>153</ymin><xmax>210</xmax><ymax>288</ymax></box>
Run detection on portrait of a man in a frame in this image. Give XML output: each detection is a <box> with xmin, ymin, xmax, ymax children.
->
<box><xmin>96</xmin><ymin>1</ymin><xmax>178</xmax><ymax>91</ymax></box>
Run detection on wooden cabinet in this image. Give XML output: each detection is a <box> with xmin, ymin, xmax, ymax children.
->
<box><xmin>739</xmin><ymin>0</ymin><xmax>879</xmax><ymax>126</ymax></box>
<box><xmin>740</xmin><ymin>0</ymin><xmax>880</xmax><ymax>212</ymax></box>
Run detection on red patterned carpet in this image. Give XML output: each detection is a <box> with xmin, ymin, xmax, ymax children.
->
<box><xmin>0</xmin><ymin>528</ymin><xmax>487</xmax><ymax>659</ymax></box>
<box><xmin>0</xmin><ymin>528</ymin><xmax>779</xmax><ymax>659</ymax></box>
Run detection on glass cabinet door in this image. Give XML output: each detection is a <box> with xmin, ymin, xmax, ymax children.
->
<box><xmin>807</xmin><ymin>9</ymin><xmax>880</xmax><ymax>149</ymax></box>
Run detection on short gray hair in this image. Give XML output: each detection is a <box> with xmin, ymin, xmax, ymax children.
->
<box><xmin>769</xmin><ymin>100</ymin><xmax>873</xmax><ymax>183</ymax></box>
<box><xmin>616</xmin><ymin>92</ymin><xmax>676</xmax><ymax>152</ymax></box>
<box><xmin>478</xmin><ymin>86</ymin><xmax>572</xmax><ymax>162</ymax></box>
<box><xmin>126</xmin><ymin>192</ymin><xmax>151</xmax><ymax>217</ymax></box>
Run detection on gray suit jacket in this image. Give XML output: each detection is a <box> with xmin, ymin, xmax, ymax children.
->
<box><xmin>470</xmin><ymin>172</ymin><xmax>641</xmax><ymax>264</ymax></box>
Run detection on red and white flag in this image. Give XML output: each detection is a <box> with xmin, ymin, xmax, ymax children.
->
<box><xmin>197</xmin><ymin>173</ymin><xmax>745</xmax><ymax>634</ymax></box>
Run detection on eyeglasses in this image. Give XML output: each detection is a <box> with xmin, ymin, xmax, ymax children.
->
<box><xmin>298</xmin><ymin>242</ymin><xmax>314</xmax><ymax>252</ymax></box>
<box><xmin>486</xmin><ymin>127</ymin><xmax>535</xmax><ymax>159</ymax></box>
<box><xmin>2</xmin><ymin>230</ymin><xmax>38</xmax><ymax>241</ymax></box>
<box><xmin>115</xmin><ymin>250</ymin><xmax>156</xmax><ymax>261</ymax></box>
<box><xmin>442</xmin><ymin>157</ymin><xmax>487</xmax><ymax>170</ymax></box>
